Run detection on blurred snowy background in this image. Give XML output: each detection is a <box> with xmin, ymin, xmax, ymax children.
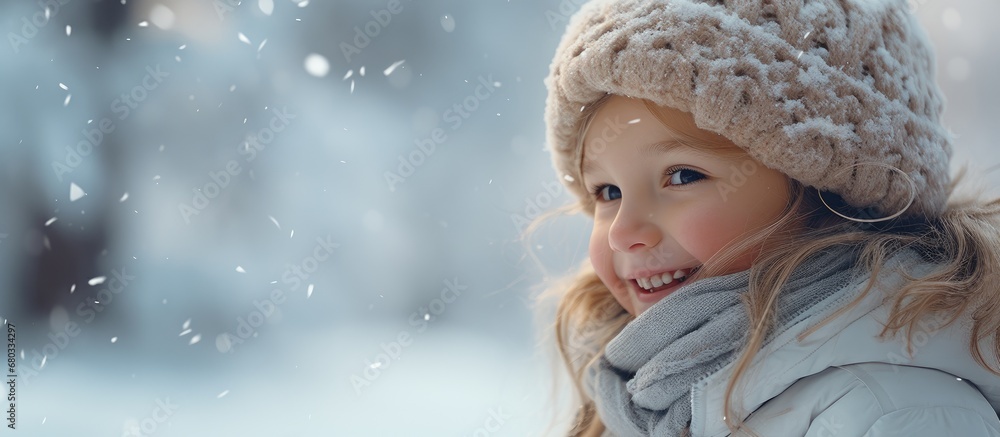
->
<box><xmin>0</xmin><ymin>0</ymin><xmax>997</xmax><ymax>436</ymax></box>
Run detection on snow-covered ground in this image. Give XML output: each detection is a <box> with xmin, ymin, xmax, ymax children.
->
<box><xmin>15</xmin><ymin>323</ymin><xmax>578</xmax><ymax>436</ymax></box>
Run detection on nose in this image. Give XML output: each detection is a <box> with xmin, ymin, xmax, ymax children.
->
<box><xmin>608</xmin><ymin>201</ymin><xmax>662</xmax><ymax>253</ymax></box>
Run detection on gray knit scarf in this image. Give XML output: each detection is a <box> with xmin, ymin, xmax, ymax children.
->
<box><xmin>584</xmin><ymin>243</ymin><xmax>870</xmax><ymax>436</ymax></box>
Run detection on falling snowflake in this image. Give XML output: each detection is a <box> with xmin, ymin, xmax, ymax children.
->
<box><xmin>383</xmin><ymin>60</ymin><xmax>405</xmax><ymax>76</ymax></box>
<box><xmin>69</xmin><ymin>182</ymin><xmax>86</xmax><ymax>201</ymax></box>
<box><xmin>304</xmin><ymin>53</ymin><xmax>329</xmax><ymax>77</ymax></box>
<box><xmin>441</xmin><ymin>15</ymin><xmax>455</xmax><ymax>32</ymax></box>
<box><xmin>259</xmin><ymin>0</ymin><xmax>273</xmax><ymax>15</ymax></box>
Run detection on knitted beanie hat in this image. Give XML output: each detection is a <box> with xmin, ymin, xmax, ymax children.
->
<box><xmin>544</xmin><ymin>0</ymin><xmax>954</xmax><ymax>220</ymax></box>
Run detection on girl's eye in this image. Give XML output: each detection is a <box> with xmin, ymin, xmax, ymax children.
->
<box><xmin>591</xmin><ymin>184</ymin><xmax>621</xmax><ymax>202</ymax></box>
<box><xmin>668</xmin><ymin>167</ymin><xmax>705</xmax><ymax>185</ymax></box>
<box><xmin>588</xmin><ymin>166</ymin><xmax>705</xmax><ymax>202</ymax></box>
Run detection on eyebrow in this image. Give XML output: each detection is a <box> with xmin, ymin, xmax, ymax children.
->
<box><xmin>581</xmin><ymin>140</ymin><xmax>686</xmax><ymax>174</ymax></box>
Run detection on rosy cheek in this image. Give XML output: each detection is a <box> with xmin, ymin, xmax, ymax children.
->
<box><xmin>588</xmin><ymin>229</ymin><xmax>633</xmax><ymax>313</ymax></box>
<box><xmin>587</xmin><ymin>230</ymin><xmax>606</xmax><ymax>267</ymax></box>
<box><xmin>675</xmin><ymin>195</ymin><xmax>778</xmax><ymax>272</ymax></box>
<box><xmin>589</xmin><ymin>243</ymin><xmax>615</xmax><ymax>286</ymax></box>
<box><xmin>674</xmin><ymin>204</ymin><xmax>740</xmax><ymax>263</ymax></box>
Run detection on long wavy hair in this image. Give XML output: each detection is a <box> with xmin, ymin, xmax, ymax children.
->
<box><xmin>522</xmin><ymin>93</ymin><xmax>1000</xmax><ymax>436</ymax></box>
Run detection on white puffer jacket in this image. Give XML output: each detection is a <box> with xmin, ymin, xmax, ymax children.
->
<box><xmin>689</xmin><ymin>253</ymin><xmax>1000</xmax><ymax>437</ymax></box>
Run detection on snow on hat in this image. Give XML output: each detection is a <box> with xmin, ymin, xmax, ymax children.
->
<box><xmin>544</xmin><ymin>0</ymin><xmax>953</xmax><ymax>220</ymax></box>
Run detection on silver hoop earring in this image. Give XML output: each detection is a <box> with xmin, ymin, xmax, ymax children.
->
<box><xmin>816</xmin><ymin>162</ymin><xmax>916</xmax><ymax>223</ymax></box>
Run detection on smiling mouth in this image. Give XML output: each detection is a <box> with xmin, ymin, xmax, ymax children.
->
<box><xmin>631</xmin><ymin>266</ymin><xmax>701</xmax><ymax>296</ymax></box>
<box><xmin>633</xmin><ymin>276</ymin><xmax>687</xmax><ymax>294</ymax></box>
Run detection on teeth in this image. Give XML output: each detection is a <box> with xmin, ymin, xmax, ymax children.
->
<box><xmin>661</xmin><ymin>274</ymin><xmax>674</xmax><ymax>285</ymax></box>
<box><xmin>651</xmin><ymin>275</ymin><xmax>665</xmax><ymax>287</ymax></box>
<box><xmin>637</xmin><ymin>270</ymin><xmax>687</xmax><ymax>291</ymax></box>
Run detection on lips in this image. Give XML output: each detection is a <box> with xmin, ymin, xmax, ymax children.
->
<box><xmin>629</xmin><ymin>266</ymin><xmax>700</xmax><ymax>303</ymax></box>
<box><xmin>635</xmin><ymin>268</ymin><xmax>692</xmax><ymax>291</ymax></box>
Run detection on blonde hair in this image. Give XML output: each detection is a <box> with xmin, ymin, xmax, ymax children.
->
<box><xmin>522</xmin><ymin>94</ymin><xmax>1000</xmax><ymax>436</ymax></box>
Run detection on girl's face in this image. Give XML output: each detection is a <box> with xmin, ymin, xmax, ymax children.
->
<box><xmin>582</xmin><ymin>96</ymin><xmax>792</xmax><ymax>316</ymax></box>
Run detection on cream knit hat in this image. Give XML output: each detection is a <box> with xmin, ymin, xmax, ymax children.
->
<box><xmin>544</xmin><ymin>0</ymin><xmax>954</xmax><ymax>220</ymax></box>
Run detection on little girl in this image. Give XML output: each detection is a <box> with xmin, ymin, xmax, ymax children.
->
<box><xmin>527</xmin><ymin>0</ymin><xmax>1000</xmax><ymax>436</ymax></box>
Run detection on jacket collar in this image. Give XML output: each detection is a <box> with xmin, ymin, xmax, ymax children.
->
<box><xmin>689</xmin><ymin>248</ymin><xmax>1000</xmax><ymax>436</ymax></box>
